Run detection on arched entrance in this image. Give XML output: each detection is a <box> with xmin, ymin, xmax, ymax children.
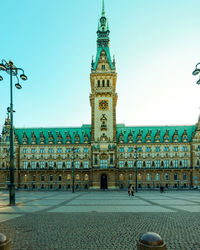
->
<box><xmin>100</xmin><ymin>174</ymin><xmax>108</xmax><ymax>190</ymax></box>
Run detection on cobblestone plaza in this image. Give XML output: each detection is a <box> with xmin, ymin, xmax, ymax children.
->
<box><xmin>0</xmin><ymin>190</ymin><xmax>200</xmax><ymax>249</ymax></box>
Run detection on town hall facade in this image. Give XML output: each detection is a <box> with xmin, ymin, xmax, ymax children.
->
<box><xmin>0</xmin><ymin>2</ymin><xmax>200</xmax><ymax>190</ymax></box>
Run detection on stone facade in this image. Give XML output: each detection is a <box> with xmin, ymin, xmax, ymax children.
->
<box><xmin>0</xmin><ymin>3</ymin><xmax>200</xmax><ymax>191</ymax></box>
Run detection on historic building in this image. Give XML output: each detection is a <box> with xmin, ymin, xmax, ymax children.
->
<box><xmin>1</xmin><ymin>2</ymin><xmax>200</xmax><ymax>191</ymax></box>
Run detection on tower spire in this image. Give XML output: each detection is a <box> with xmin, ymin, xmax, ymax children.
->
<box><xmin>102</xmin><ymin>0</ymin><xmax>105</xmax><ymax>17</ymax></box>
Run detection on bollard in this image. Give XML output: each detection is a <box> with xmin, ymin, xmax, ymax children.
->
<box><xmin>137</xmin><ymin>232</ymin><xmax>166</xmax><ymax>250</ymax></box>
<box><xmin>0</xmin><ymin>233</ymin><xmax>11</xmax><ymax>250</ymax></box>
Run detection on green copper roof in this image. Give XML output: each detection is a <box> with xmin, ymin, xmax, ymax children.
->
<box><xmin>15</xmin><ymin>125</ymin><xmax>91</xmax><ymax>145</ymax></box>
<box><xmin>92</xmin><ymin>0</ymin><xmax>115</xmax><ymax>71</ymax></box>
<box><xmin>116</xmin><ymin>125</ymin><xmax>196</xmax><ymax>143</ymax></box>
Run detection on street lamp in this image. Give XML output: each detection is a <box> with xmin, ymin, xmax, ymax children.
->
<box><xmin>134</xmin><ymin>146</ymin><xmax>138</xmax><ymax>192</ymax></box>
<box><xmin>192</xmin><ymin>63</ymin><xmax>200</xmax><ymax>84</ymax></box>
<box><xmin>72</xmin><ymin>147</ymin><xmax>75</xmax><ymax>193</ymax></box>
<box><xmin>0</xmin><ymin>59</ymin><xmax>27</xmax><ymax>206</ymax></box>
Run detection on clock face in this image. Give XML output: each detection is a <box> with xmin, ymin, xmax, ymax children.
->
<box><xmin>99</xmin><ymin>100</ymin><xmax>108</xmax><ymax>110</ymax></box>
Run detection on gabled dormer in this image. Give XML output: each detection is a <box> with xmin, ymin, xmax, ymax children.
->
<box><xmin>181</xmin><ymin>129</ymin><xmax>188</xmax><ymax>142</ymax></box>
<box><xmin>57</xmin><ymin>132</ymin><xmax>63</xmax><ymax>144</ymax></box>
<box><xmin>146</xmin><ymin>130</ymin><xmax>151</xmax><ymax>143</ymax></box>
<box><xmin>163</xmin><ymin>130</ymin><xmax>169</xmax><ymax>143</ymax></box>
<box><xmin>137</xmin><ymin>130</ymin><xmax>142</xmax><ymax>143</ymax></box>
<box><xmin>22</xmin><ymin>132</ymin><xmax>28</xmax><ymax>145</ymax></box>
<box><xmin>74</xmin><ymin>132</ymin><xmax>80</xmax><ymax>144</ymax></box>
<box><xmin>48</xmin><ymin>132</ymin><xmax>54</xmax><ymax>144</ymax></box>
<box><xmin>31</xmin><ymin>132</ymin><xmax>37</xmax><ymax>144</ymax></box>
<box><xmin>118</xmin><ymin>131</ymin><xmax>124</xmax><ymax>143</ymax></box>
<box><xmin>172</xmin><ymin>129</ymin><xmax>178</xmax><ymax>143</ymax></box>
<box><xmin>128</xmin><ymin>131</ymin><xmax>133</xmax><ymax>143</ymax></box>
<box><xmin>83</xmin><ymin>132</ymin><xmax>89</xmax><ymax>143</ymax></box>
<box><xmin>155</xmin><ymin>130</ymin><xmax>160</xmax><ymax>143</ymax></box>
<box><xmin>65</xmin><ymin>131</ymin><xmax>71</xmax><ymax>144</ymax></box>
<box><xmin>39</xmin><ymin>131</ymin><xmax>45</xmax><ymax>144</ymax></box>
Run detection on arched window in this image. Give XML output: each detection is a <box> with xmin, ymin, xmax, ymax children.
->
<box><xmin>155</xmin><ymin>173</ymin><xmax>160</xmax><ymax>181</ymax></box>
<box><xmin>85</xmin><ymin>174</ymin><xmax>89</xmax><ymax>181</ymax></box>
<box><xmin>128</xmin><ymin>174</ymin><xmax>132</xmax><ymax>180</ymax></box>
<box><xmin>165</xmin><ymin>173</ymin><xmax>169</xmax><ymax>181</ymax></box>
<box><xmin>58</xmin><ymin>175</ymin><xmax>62</xmax><ymax>181</ymax></box>
<box><xmin>76</xmin><ymin>174</ymin><xmax>80</xmax><ymax>180</ymax></box>
<box><xmin>147</xmin><ymin>173</ymin><xmax>151</xmax><ymax>181</ymax></box>
<box><xmin>67</xmin><ymin>174</ymin><xmax>71</xmax><ymax>180</ymax></box>
<box><xmin>107</xmin><ymin>80</ymin><xmax>109</xmax><ymax>87</ymax></box>
<box><xmin>119</xmin><ymin>174</ymin><xmax>124</xmax><ymax>181</ymax></box>
<box><xmin>102</xmin><ymin>80</ymin><xmax>105</xmax><ymax>87</ymax></box>
<box><xmin>98</xmin><ymin>80</ymin><xmax>100</xmax><ymax>87</ymax></box>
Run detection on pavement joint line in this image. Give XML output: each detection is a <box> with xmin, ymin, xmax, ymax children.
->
<box><xmin>16</xmin><ymin>193</ymin><xmax>60</xmax><ymax>206</ymax></box>
<box><xmin>136</xmin><ymin>196</ymin><xmax>190</xmax><ymax>213</ymax></box>
<box><xmin>163</xmin><ymin>194</ymin><xmax>200</xmax><ymax>205</ymax></box>
<box><xmin>35</xmin><ymin>193</ymin><xmax>86</xmax><ymax>213</ymax></box>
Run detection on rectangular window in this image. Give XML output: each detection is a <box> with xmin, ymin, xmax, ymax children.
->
<box><xmin>84</xmin><ymin>148</ymin><xmax>89</xmax><ymax>153</ymax></box>
<box><xmin>75</xmin><ymin>161</ymin><xmax>80</xmax><ymax>169</ymax></box>
<box><xmin>137</xmin><ymin>147</ymin><xmax>142</xmax><ymax>152</ymax></box>
<box><xmin>128</xmin><ymin>160</ymin><xmax>133</xmax><ymax>168</ymax></box>
<box><xmin>66</xmin><ymin>148</ymin><xmax>71</xmax><ymax>153</ymax></box>
<box><xmin>49</xmin><ymin>161</ymin><xmax>53</xmax><ymax>168</ymax></box>
<box><xmin>49</xmin><ymin>175</ymin><xmax>53</xmax><ymax>181</ymax></box>
<box><xmin>58</xmin><ymin>148</ymin><xmax>62</xmax><ymax>153</ymax></box>
<box><xmin>23</xmin><ymin>148</ymin><xmax>27</xmax><ymax>154</ymax></box>
<box><xmin>155</xmin><ymin>147</ymin><xmax>160</xmax><ymax>152</ymax></box>
<box><xmin>183</xmin><ymin>159</ymin><xmax>187</xmax><ymax>168</ymax></box>
<box><xmin>174</xmin><ymin>147</ymin><xmax>178</xmax><ymax>152</ymax></box>
<box><xmin>41</xmin><ymin>175</ymin><xmax>45</xmax><ymax>181</ymax></box>
<box><xmin>84</xmin><ymin>161</ymin><xmax>89</xmax><ymax>168</ymax></box>
<box><xmin>183</xmin><ymin>146</ymin><xmax>187</xmax><ymax>152</ymax></box>
<box><xmin>164</xmin><ymin>160</ymin><xmax>169</xmax><ymax>168</ymax></box>
<box><xmin>31</xmin><ymin>162</ymin><xmax>36</xmax><ymax>169</ymax></box>
<box><xmin>119</xmin><ymin>147</ymin><xmax>124</xmax><ymax>153</ymax></box>
<box><xmin>40</xmin><ymin>161</ymin><xmax>45</xmax><ymax>169</ymax></box>
<box><xmin>183</xmin><ymin>173</ymin><xmax>187</xmax><ymax>180</ymax></box>
<box><xmin>174</xmin><ymin>160</ymin><xmax>178</xmax><ymax>168</ymax></box>
<box><xmin>57</xmin><ymin>161</ymin><xmax>62</xmax><ymax>169</ymax></box>
<box><xmin>75</xmin><ymin>148</ymin><xmax>79</xmax><ymax>153</ymax></box>
<box><xmin>23</xmin><ymin>161</ymin><xmax>28</xmax><ymax>169</ymax></box>
<box><xmin>146</xmin><ymin>160</ymin><xmax>151</xmax><ymax>168</ymax></box>
<box><xmin>49</xmin><ymin>148</ymin><xmax>53</xmax><ymax>153</ymax></box>
<box><xmin>164</xmin><ymin>147</ymin><xmax>169</xmax><ymax>152</ymax></box>
<box><xmin>146</xmin><ymin>147</ymin><xmax>151</xmax><ymax>153</ymax></box>
<box><xmin>66</xmin><ymin>161</ymin><xmax>71</xmax><ymax>168</ymax></box>
<box><xmin>100</xmin><ymin>160</ymin><xmax>108</xmax><ymax>168</ymax></box>
<box><xmin>155</xmin><ymin>160</ymin><xmax>160</xmax><ymax>168</ymax></box>
<box><xmin>40</xmin><ymin>148</ymin><xmax>45</xmax><ymax>153</ymax></box>
<box><xmin>119</xmin><ymin>160</ymin><xmax>124</xmax><ymax>168</ymax></box>
<box><xmin>138</xmin><ymin>160</ymin><xmax>142</xmax><ymax>168</ymax></box>
<box><xmin>31</xmin><ymin>148</ymin><xmax>36</xmax><ymax>153</ymax></box>
<box><xmin>128</xmin><ymin>147</ymin><xmax>133</xmax><ymax>153</ymax></box>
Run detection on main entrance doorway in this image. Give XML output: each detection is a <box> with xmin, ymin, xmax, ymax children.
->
<box><xmin>100</xmin><ymin>174</ymin><xmax>108</xmax><ymax>190</ymax></box>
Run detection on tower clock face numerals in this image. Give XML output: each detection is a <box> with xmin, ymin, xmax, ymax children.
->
<box><xmin>99</xmin><ymin>100</ymin><xmax>108</xmax><ymax>110</ymax></box>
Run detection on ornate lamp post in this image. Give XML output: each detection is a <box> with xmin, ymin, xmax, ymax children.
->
<box><xmin>0</xmin><ymin>59</ymin><xmax>28</xmax><ymax>206</ymax></box>
<box><xmin>72</xmin><ymin>147</ymin><xmax>75</xmax><ymax>193</ymax></box>
<box><xmin>134</xmin><ymin>146</ymin><xmax>138</xmax><ymax>192</ymax></box>
<box><xmin>192</xmin><ymin>63</ymin><xmax>200</xmax><ymax>83</ymax></box>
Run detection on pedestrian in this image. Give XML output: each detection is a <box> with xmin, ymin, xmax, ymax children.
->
<box><xmin>129</xmin><ymin>184</ymin><xmax>134</xmax><ymax>197</ymax></box>
<box><xmin>131</xmin><ymin>185</ymin><xmax>134</xmax><ymax>196</ymax></box>
<box><xmin>128</xmin><ymin>184</ymin><xmax>131</xmax><ymax>196</ymax></box>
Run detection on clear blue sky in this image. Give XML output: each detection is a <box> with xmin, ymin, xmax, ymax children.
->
<box><xmin>1</xmin><ymin>0</ymin><xmax>200</xmax><ymax>132</ymax></box>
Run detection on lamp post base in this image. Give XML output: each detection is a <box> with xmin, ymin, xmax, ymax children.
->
<box><xmin>9</xmin><ymin>184</ymin><xmax>15</xmax><ymax>206</ymax></box>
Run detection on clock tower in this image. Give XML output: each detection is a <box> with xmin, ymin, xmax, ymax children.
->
<box><xmin>90</xmin><ymin>0</ymin><xmax>117</xmax><ymax>144</ymax></box>
<box><xmin>90</xmin><ymin>1</ymin><xmax>118</xmax><ymax>189</ymax></box>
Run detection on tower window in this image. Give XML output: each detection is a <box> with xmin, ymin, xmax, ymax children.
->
<box><xmin>102</xmin><ymin>80</ymin><xmax>105</xmax><ymax>87</ymax></box>
<box><xmin>107</xmin><ymin>80</ymin><xmax>109</xmax><ymax>87</ymax></box>
<box><xmin>102</xmin><ymin>65</ymin><xmax>105</xmax><ymax>70</ymax></box>
<box><xmin>98</xmin><ymin>80</ymin><xmax>100</xmax><ymax>87</ymax></box>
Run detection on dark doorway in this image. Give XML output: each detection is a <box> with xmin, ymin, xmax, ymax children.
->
<box><xmin>101</xmin><ymin>174</ymin><xmax>108</xmax><ymax>190</ymax></box>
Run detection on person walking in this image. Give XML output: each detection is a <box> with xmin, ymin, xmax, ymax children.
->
<box><xmin>129</xmin><ymin>184</ymin><xmax>134</xmax><ymax>197</ymax></box>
